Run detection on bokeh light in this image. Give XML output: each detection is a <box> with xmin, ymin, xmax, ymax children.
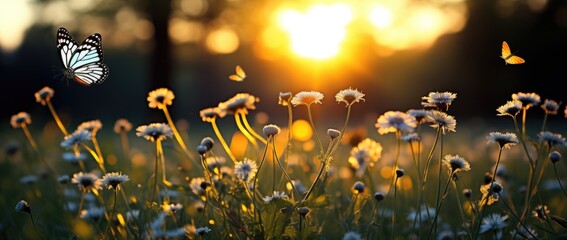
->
<box><xmin>292</xmin><ymin>119</ymin><xmax>313</xmax><ymax>142</ymax></box>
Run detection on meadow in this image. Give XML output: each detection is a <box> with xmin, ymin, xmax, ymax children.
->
<box><xmin>2</xmin><ymin>85</ymin><xmax>567</xmax><ymax>240</ymax></box>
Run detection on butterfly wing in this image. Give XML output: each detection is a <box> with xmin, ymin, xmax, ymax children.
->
<box><xmin>501</xmin><ymin>41</ymin><xmax>512</xmax><ymax>60</ymax></box>
<box><xmin>74</xmin><ymin>62</ymin><xmax>109</xmax><ymax>85</ymax></box>
<box><xmin>56</xmin><ymin>27</ymin><xmax>79</xmax><ymax>69</ymax></box>
<box><xmin>68</xmin><ymin>33</ymin><xmax>104</xmax><ymax>70</ymax></box>
<box><xmin>501</xmin><ymin>41</ymin><xmax>525</xmax><ymax>65</ymax></box>
<box><xmin>229</xmin><ymin>65</ymin><xmax>246</xmax><ymax>81</ymax></box>
<box><xmin>505</xmin><ymin>55</ymin><xmax>525</xmax><ymax>65</ymax></box>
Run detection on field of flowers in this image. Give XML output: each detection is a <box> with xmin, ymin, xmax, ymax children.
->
<box><xmin>2</xmin><ymin>85</ymin><xmax>567</xmax><ymax>240</ymax></box>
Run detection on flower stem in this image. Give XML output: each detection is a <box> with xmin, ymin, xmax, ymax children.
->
<box><xmin>151</xmin><ymin>141</ymin><xmax>161</xmax><ymax>203</ymax></box>
<box><xmin>210</xmin><ymin>118</ymin><xmax>237</xmax><ymax>164</ymax></box>
<box><xmin>552</xmin><ymin>164</ymin><xmax>567</xmax><ymax>198</ymax></box>
<box><xmin>234</xmin><ymin>113</ymin><xmax>259</xmax><ymax>149</ymax></box>
<box><xmin>104</xmin><ymin>190</ymin><xmax>118</xmax><ymax>239</ymax></box>
<box><xmin>498</xmin><ymin>192</ymin><xmax>538</xmax><ymax>240</ymax></box>
<box><xmin>29</xmin><ymin>213</ymin><xmax>47</xmax><ymax>240</ymax></box>
<box><xmin>240</xmin><ymin>111</ymin><xmax>267</xmax><ymax>145</ymax></box>
<box><xmin>427</xmin><ymin>172</ymin><xmax>454</xmax><ymax>240</ymax></box>
<box><xmin>272</xmin><ymin>139</ymin><xmax>299</xmax><ymax>199</ymax></box>
<box><xmin>306</xmin><ymin>105</ymin><xmax>323</xmax><ymax>152</ymax></box>
<box><xmin>47</xmin><ymin>100</ymin><xmax>68</xmax><ymax>135</ymax></box>
<box><xmin>82</xmin><ymin>143</ymin><xmax>106</xmax><ymax>173</ymax></box>
<box><xmin>162</xmin><ymin>106</ymin><xmax>198</xmax><ymax>167</ymax></box>
<box><xmin>474</xmin><ymin>148</ymin><xmax>503</xmax><ymax>239</ymax></box>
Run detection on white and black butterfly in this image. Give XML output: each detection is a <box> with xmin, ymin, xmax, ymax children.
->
<box><xmin>56</xmin><ymin>27</ymin><xmax>109</xmax><ymax>86</ymax></box>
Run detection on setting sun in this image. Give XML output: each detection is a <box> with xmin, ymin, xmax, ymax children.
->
<box><xmin>277</xmin><ymin>4</ymin><xmax>352</xmax><ymax>60</ymax></box>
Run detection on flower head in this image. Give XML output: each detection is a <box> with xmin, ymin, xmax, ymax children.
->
<box><xmin>335</xmin><ymin>88</ymin><xmax>365</xmax><ymax>106</ymax></box>
<box><xmin>421</xmin><ymin>91</ymin><xmax>457</xmax><ymax>111</ymax></box>
<box><xmin>291</xmin><ymin>91</ymin><xmax>324</xmax><ymax>107</ymax></box>
<box><xmin>147</xmin><ymin>88</ymin><xmax>175</xmax><ymax>110</ymax></box>
<box><xmin>407</xmin><ymin>109</ymin><xmax>430</xmax><ymax>124</ymax></box>
<box><xmin>348</xmin><ymin>138</ymin><xmax>383</xmax><ymax>178</ymax></box>
<box><xmin>136</xmin><ymin>123</ymin><xmax>173</xmax><ymax>142</ymax></box>
<box><xmin>541</xmin><ymin>99</ymin><xmax>560</xmax><ymax>115</ymax></box>
<box><xmin>263</xmin><ymin>191</ymin><xmax>288</xmax><ymax>203</ymax></box>
<box><xmin>263</xmin><ymin>124</ymin><xmax>281</xmax><ymax>137</ymax></box>
<box><xmin>532</xmin><ymin>205</ymin><xmax>550</xmax><ymax>221</ymax></box>
<box><xmin>480</xmin><ymin>182</ymin><xmax>502</xmax><ymax>206</ymax></box>
<box><xmin>162</xmin><ymin>202</ymin><xmax>183</xmax><ymax>214</ymax></box>
<box><xmin>427</xmin><ymin>110</ymin><xmax>456</xmax><ymax>134</ymax></box>
<box><xmin>497</xmin><ymin>100</ymin><xmax>522</xmax><ymax>117</ymax></box>
<box><xmin>487</xmin><ymin>132</ymin><xmax>519</xmax><ymax>149</ymax></box>
<box><xmin>218</xmin><ymin>93</ymin><xmax>259</xmax><ymax>115</ymax></box>
<box><xmin>101</xmin><ymin>172</ymin><xmax>130</xmax><ymax>190</ymax></box>
<box><xmin>15</xmin><ymin>200</ymin><xmax>31</xmax><ymax>213</ymax></box>
<box><xmin>62</xmin><ymin>152</ymin><xmax>87</xmax><ymax>164</ymax></box>
<box><xmin>199</xmin><ymin>107</ymin><xmax>226</xmax><ymax>122</ymax></box>
<box><xmin>538</xmin><ymin>131</ymin><xmax>567</xmax><ymax>148</ymax></box>
<box><xmin>402</xmin><ymin>133</ymin><xmax>421</xmax><ymax>143</ymax></box>
<box><xmin>443</xmin><ymin>154</ymin><xmax>471</xmax><ymax>173</ymax></box>
<box><xmin>512</xmin><ymin>92</ymin><xmax>541</xmax><ymax>109</ymax></box>
<box><xmin>353</xmin><ymin>181</ymin><xmax>365</xmax><ymax>194</ymax></box>
<box><xmin>278</xmin><ymin>92</ymin><xmax>293</xmax><ymax>106</ymax></box>
<box><xmin>114</xmin><ymin>118</ymin><xmax>133</xmax><ymax>133</ymax></box>
<box><xmin>195</xmin><ymin>227</ymin><xmax>211</xmax><ymax>236</ymax></box>
<box><xmin>479</xmin><ymin>213</ymin><xmax>508</xmax><ymax>239</ymax></box>
<box><xmin>77</xmin><ymin>119</ymin><xmax>102</xmax><ymax>134</ymax></box>
<box><xmin>35</xmin><ymin>86</ymin><xmax>54</xmax><ymax>105</ymax></box>
<box><xmin>234</xmin><ymin>158</ymin><xmax>258</xmax><ymax>183</ymax></box>
<box><xmin>10</xmin><ymin>112</ymin><xmax>31</xmax><ymax>128</ymax></box>
<box><xmin>375</xmin><ymin>111</ymin><xmax>417</xmax><ymax>135</ymax></box>
<box><xmin>327</xmin><ymin>129</ymin><xmax>341</xmax><ymax>139</ymax></box>
<box><xmin>71</xmin><ymin>172</ymin><xmax>102</xmax><ymax>192</ymax></box>
<box><xmin>61</xmin><ymin>130</ymin><xmax>92</xmax><ymax>149</ymax></box>
<box><xmin>189</xmin><ymin>177</ymin><xmax>207</xmax><ymax>196</ymax></box>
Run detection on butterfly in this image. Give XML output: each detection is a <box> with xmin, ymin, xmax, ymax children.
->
<box><xmin>229</xmin><ymin>65</ymin><xmax>246</xmax><ymax>82</ymax></box>
<box><xmin>501</xmin><ymin>41</ymin><xmax>525</xmax><ymax>65</ymax></box>
<box><xmin>56</xmin><ymin>27</ymin><xmax>109</xmax><ymax>86</ymax></box>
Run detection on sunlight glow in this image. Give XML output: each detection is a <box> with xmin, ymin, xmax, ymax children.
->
<box><xmin>292</xmin><ymin>119</ymin><xmax>313</xmax><ymax>142</ymax></box>
<box><xmin>277</xmin><ymin>4</ymin><xmax>352</xmax><ymax>59</ymax></box>
<box><xmin>369</xmin><ymin>6</ymin><xmax>393</xmax><ymax>29</ymax></box>
<box><xmin>0</xmin><ymin>0</ymin><xmax>34</xmax><ymax>52</ymax></box>
<box><xmin>205</xmin><ymin>27</ymin><xmax>240</xmax><ymax>54</ymax></box>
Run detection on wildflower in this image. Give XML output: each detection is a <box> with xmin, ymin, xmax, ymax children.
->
<box><xmin>407</xmin><ymin>109</ymin><xmax>430</xmax><ymax>123</ymax></box>
<box><xmin>195</xmin><ymin>226</ymin><xmax>211</xmax><ymax>236</ymax></box>
<box><xmin>487</xmin><ymin>132</ymin><xmax>519</xmax><ymax>149</ymax></box>
<box><xmin>497</xmin><ymin>100</ymin><xmax>522</xmax><ymax>117</ymax></box>
<box><xmin>342</xmin><ymin>231</ymin><xmax>362</xmax><ymax>240</ymax></box>
<box><xmin>199</xmin><ymin>107</ymin><xmax>226</xmax><ymax>122</ymax></box>
<box><xmin>278</xmin><ymin>92</ymin><xmax>293</xmax><ymax>106</ymax></box>
<box><xmin>353</xmin><ymin>181</ymin><xmax>365</xmax><ymax>194</ymax></box>
<box><xmin>60</xmin><ymin>130</ymin><xmax>92</xmax><ymax>149</ymax></box>
<box><xmin>532</xmin><ymin>205</ymin><xmax>549</xmax><ymax>221</ymax></box>
<box><xmin>480</xmin><ymin>182</ymin><xmax>502</xmax><ymax>205</ymax></box>
<box><xmin>80</xmin><ymin>206</ymin><xmax>105</xmax><ymax>221</ymax></box>
<box><xmin>15</xmin><ymin>200</ymin><xmax>31</xmax><ymax>213</ymax></box>
<box><xmin>541</xmin><ymin>99</ymin><xmax>560</xmax><ymax>115</ymax></box>
<box><xmin>10</xmin><ymin>112</ymin><xmax>31</xmax><ymax>128</ymax></box>
<box><xmin>163</xmin><ymin>202</ymin><xmax>183</xmax><ymax>214</ymax></box>
<box><xmin>205</xmin><ymin>156</ymin><xmax>225</xmax><ymax>172</ymax></box>
<box><xmin>421</xmin><ymin>91</ymin><xmax>457</xmax><ymax>111</ymax></box>
<box><xmin>550</xmin><ymin>151</ymin><xmax>561</xmax><ymax>163</ymax></box>
<box><xmin>374</xmin><ymin>192</ymin><xmax>385</xmax><ymax>202</ymax></box>
<box><xmin>200</xmin><ymin>137</ymin><xmax>214</xmax><ymax>151</ymax></box>
<box><xmin>328</xmin><ymin>128</ymin><xmax>341</xmax><ymax>139</ymax></box>
<box><xmin>263</xmin><ymin>191</ymin><xmax>288</xmax><ymax>203</ymax></box>
<box><xmin>427</xmin><ymin>110</ymin><xmax>457</xmax><ymax>134</ymax></box>
<box><xmin>512</xmin><ymin>92</ymin><xmax>541</xmax><ymax>109</ymax></box>
<box><xmin>297</xmin><ymin>207</ymin><xmax>310</xmax><ymax>217</ymax></box>
<box><xmin>218</xmin><ymin>93</ymin><xmax>259</xmax><ymax>115</ymax></box>
<box><xmin>463</xmin><ymin>188</ymin><xmax>472</xmax><ymax>199</ymax></box>
<box><xmin>395</xmin><ymin>168</ymin><xmax>405</xmax><ymax>178</ymax></box>
<box><xmin>147</xmin><ymin>88</ymin><xmax>175</xmax><ymax>110</ymax></box>
<box><xmin>263</xmin><ymin>124</ymin><xmax>281</xmax><ymax>137</ymax></box>
<box><xmin>34</xmin><ymin>86</ymin><xmax>54</xmax><ymax>106</ymax></box>
<box><xmin>443</xmin><ymin>154</ymin><xmax>471</xmax><ymax>174</ymax></box>
<box><xmin>77</xmin><ymin>120</ymin><xmax>102</xmax><ymax>134</ymax></box>
<box><xmin>136</xmin><ymin>123</ymin><xmax>173</xmax><ymax>142</ymax></box>
<box><xmin>335</xmin><ymin>88</ymin><xmax>365</xmax><ymax>106</ymax></box>
<box><xmin>189</xmin><ymin>177</ymin><xmax>207</xmax><ymax>196</ymax></box>
<box><xmin>479</xmin><ymin>213</ymin><xmax>508</xmax><ymax>239</ymax></box>
<box><xmin>402</xmin><ymin>132</ymin><xmax>421</xmax><ymax>143</ymax></box>
<box><xmin>71</xmin><ymin>172</ymin><xmax>102</xmax><ymax>191</ymax></box>
<box><xmin>62</xmin><ymin>152</ymin><xmax>87</xmax><ymax>164</ymax></box>
<box><xmin>291</xmin><ymin>91</ymin><xmax>324</xmax><ymax>107</ymax></box>
<box><xmin>348</xmin><ymin>138</ymin><xmax>383</xmax><ymax>178</ymax></box>
<box><xmin>113</xmin><ymin>118</ymin><xmax>132</xmax><ymax>133</ymax></box>
<box><xmin>100</xmin><ymin>172</ymin><xmax>130</xmax><ymax>190</ymax></box>
<box><xmin>538</xmin><ymin>131</ymin><xmax>567</xmax><ymax>148</ymax></box>
<box><xmin>375</xmin><ymin>111</ymin><xmax>417</xmax><ymax>135</ymax></box>
<box><xmin>234</xmin><ymin>158</ymin><xmax>258</xmax><ymax>183</ymax></box>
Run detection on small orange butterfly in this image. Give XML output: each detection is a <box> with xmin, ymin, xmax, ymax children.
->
<box><xmin>501</xmin><ymin>41</ymin><xmax>525</xmax><ymax>65</ymax></box>
<box><xmin>229</xmin><ymin>65</ymin><xmax>246</xmax><ymax>82</ymax></box>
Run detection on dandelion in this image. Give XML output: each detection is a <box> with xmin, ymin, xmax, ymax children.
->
<box><xmin>427</xmin><ymin>110</ymin><xmax>457</xmax><ymax>134</ymax></box>
<box><xmin>421</xmin><ymin>91</ymin><xmax>457</xmax><ymax>111</ymax></box>
<box><xmin>10</xmin><ymin>112</ymin><xmax>39</xmax><ymax>150</ymax></box>
<box><xmin>61</xmin><ymin>130</ymin><xmax>92</xmax><ymax>149</ymax></box>
<box><xmin>538</xmin><ymin>131</ymin><xmax>567</xmax><ymax>148</ymax></box>
<box><xmin>35</xmin><ymin>86</ymin><xmax>68</xmax><ymax>135</ymax></box>
<box><xmin>291</xmin><ymin>91</ymin><xmax>324</xmax><ymax>106</ymax></box>
<box><xmin>101</xmin><ymin>172</ymin><xmax>129</xmax><ymax>190</ymax></box>
<box><xmin>512</xmin><ymin>92</ymin><xmax>541</xmax><ymax>109</ymax></box>
<box><xmin>487</xmin><ymin>132</ymin><xmax>519</xmax><ymax>149</ymax></box>
<box><xmin>497</xmin><ymin>100</ymin><xmax>522</xmax><ymax>117</ymax></box>
<box><xmin>375</xmin><ymin>111</ymin><xmax>417</xmax><ymax>135</ymax></box>
<box><xmin>234</xmin><ymin>158</ymin><xmax>258</xmax><ymax>183</ymax></box>
<box><xmin>479</xmin><ymin>213</ymin><xmax>508</xmax><ymax>239</ymax></box>
<box><xmin>348</xmin><ymin>138</ymin><xmax>382</xmax><ymax>178</ymax></box>
<box><xmin>263</xmin><ymin>191</ymin><xmax>288</xmax><ymax>203</ymax></box>
<box><xmin>335</xmin><ymin>88</ymin><xmax>365</xmax><ymax>106</ymax></box>
<box><xmin>199</xmin><ymin>107</ymin><xmax>235</xmax><ymax>163</ymax></box>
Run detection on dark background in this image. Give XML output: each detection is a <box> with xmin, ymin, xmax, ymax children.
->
<box><xmin>2</xmin><ymin>0</ymin><xmax>567</xmax><ymax>135</ymax></box>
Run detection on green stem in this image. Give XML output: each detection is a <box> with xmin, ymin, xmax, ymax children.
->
<box><xmin>306</xmin><ymin>105</ymin><xmax>323</xmax><ymax>153</ymax></box>
<box><xmin>104</xmin><ymin>190</ymin><xmax>118</xmax><ymax>239</ymax></box>
<box><xmin>240</xmin><ymin>111</ymin><xmax>267</xmax><ymax>145</ymax></box>
<box><xmin>427</xmin><ymin>172</ymin><xmax>454</xmax><ymax>240</ymax></box>
<box><xmin>29</xmin><ymin>213</ymin><xmax>47</xmax><ymax>240</ymax></box>
<box><xmin>210</xmin><ymin>118</ymin><xmax>237</xmax><ymax>164</ymax></box>
<box><xmin>163</xmin><ymin>106</ymin><xmax>198</xmax><ymax>168</ymax></box>
<box><xmin>498</xmin><ymin>192</ymin><xmax>538</xmax><ymax>240</ymax></box>
<box><xmin>553</xmin><ymin>164</ymin><xmax>567</xmax><ymax>198</ymax></box>
<box><xmin>474</xmin><ymin>148</ymin><xmax>503</xmax><ymax>239</ymax></box>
